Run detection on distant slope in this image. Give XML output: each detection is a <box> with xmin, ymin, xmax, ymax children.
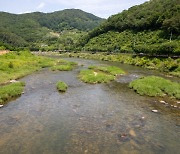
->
<box><xmin>0</xmin><ymin>9</ymin><xmax>104</xmax><ymax>49</ymax></box>
<box><xmin>23</xmin><ymin>9</ymin><xmax>104</xmax><ymax>32</ymax></box>
<box><xmin>80</xmin><ymin>0</ymin><xmax>180</xmax><ymax>55</ymax></box>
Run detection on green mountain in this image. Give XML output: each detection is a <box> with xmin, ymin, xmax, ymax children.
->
<box><xmin>0</xmin><ymin>9</ymin><xmax>104</xmax><ymax>50</ymax></box>
<box><xmin>80</xmin><ymin>0</ymin><xmax>180</xmax><ymax>55</ymax></box>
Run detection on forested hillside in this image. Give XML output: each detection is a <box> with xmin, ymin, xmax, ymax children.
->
<box><xmin>80</xmin><ymin>0</ymin><xmax>180</xmax><ymax>55</ymax></box>
<box><xmin>0</xmin><ymin>9</ymin><xmax>103</xmax><ymax>50</ymax></box>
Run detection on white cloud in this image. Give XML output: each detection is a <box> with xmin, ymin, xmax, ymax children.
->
<box><xmin>37</xmin><ymin>2</ymin><xmax>45</xmax><ymax>10</ymax></box>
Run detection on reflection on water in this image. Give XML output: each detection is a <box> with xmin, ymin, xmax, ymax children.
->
<box><xmin>0</xmin><ymin>57</ymin><xmax>179</xmax><ymax>154</ymax></box>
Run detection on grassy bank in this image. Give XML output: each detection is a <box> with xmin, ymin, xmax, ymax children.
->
<box><xmin>79</xmin><ymin>65</ymin><xmax>125</xmax><ymax>84</ymax></box>
<box><xmin>60</xmin><ymin>52</ymin><xmax>180</xmax><ymax>77</ymax></box>
<box><xmin>56</xmin><ymin>81</ymin><xmax>68</xmax><ymax>92</ymax></box>
<box><xmin>0</xmin><ymin>82</ymin><xmax>25</xmax><ymax>104</ymax></box>
<box><xmin>0</xmin><ymin>51</ymin><xmax>56</xmax><ymax>84</ymax></box>
<box><xmin>51</xmin><ymin>59</ymin><xmax>77</xmax><ymax>71</ymax></box>
<box><xmin>129</xmin><ymin>76</ymin><xmax>180</xmax><ymax>100</ymax></box>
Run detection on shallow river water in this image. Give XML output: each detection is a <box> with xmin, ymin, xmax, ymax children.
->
<box><xmin>0</xmin><ymin>57</ymin><xmax>179</xmax><ymax>154</ymax></box>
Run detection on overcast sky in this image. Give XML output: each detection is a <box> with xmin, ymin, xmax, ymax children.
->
<box><xmin>0</xmin><ymin>0</ymin><xmax>148</xmax><ymax>18</ymax></box>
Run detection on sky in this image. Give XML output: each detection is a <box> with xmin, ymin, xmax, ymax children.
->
<box><xmin>0</xmin><ymin>0</ymin><xmax>148</xmax><ymax>18</ymax></box>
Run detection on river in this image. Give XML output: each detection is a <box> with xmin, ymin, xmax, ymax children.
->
<box><xmin>0</xmin><ymin>57</ymin><xmax>179</xmax><ymax>154</ymax></box>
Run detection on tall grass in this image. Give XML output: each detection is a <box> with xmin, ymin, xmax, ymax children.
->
<box><xmin>56</xmin><ymin>81</ymin><xmax>68</xmax><ymax>92</ymax></box>
<box><xmin>79</xmin><ymin>65</ymin><xmax>125</xmax><ymax>84</ymax></box>
<box><xmin>129</xmin><ymin>76</ymin><xmax>180</xmax><ymax>99</ymax></box>
<box><xmin>0</xmin><ymin>82</ymin><xmax>25</xmax><ymax>104</ymax></box>
<box><xmin>51</xmin><ymin>59</ymin><xmax>77</xmax><ymax>71</ymax></box>
<box><xmin>0</xmin><ymin>51</ymin><xmax>56</xmax><ymax>84</ymax></box>
<box><xmin>60</xmin><ymin>52</ymin><xmax>180</xmax><ymax>77</ymax></box>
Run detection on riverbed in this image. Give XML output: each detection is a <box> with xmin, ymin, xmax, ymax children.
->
<box><xmin>0</xmin><ymin>57</ymin><xmax>179</xmax><ymax>154</ymax></box>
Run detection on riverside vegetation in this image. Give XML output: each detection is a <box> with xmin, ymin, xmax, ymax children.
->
<box><xmin>0</xmin><ymin>82</ymin><xmax>25</xmax><ymax>104</ymax></box>
<box><xmin>0</xmin><ymin>51</ymin><xmax>77</xmax><ymax>104</ymax></box>
<box><xmin>129</xmin><ymin>76</ymin><xmax>180</xmax><ymax>100</ymax></box>
<box><xmin>79</xmin><ymin>65</ymin><xmax>125</xmax><ymax>84</ymax></box>
<box><xmin>51</xmin><ymin>59</ymin><xmax>77</xmax><ymax>71</ymax></box>
<box><xmin>0</xmin><ymin>51</ymin><xmax>56</xmax><ymax>85</ymax></box>
<box><xmin>60</xmin><ymin>52</ymin><xmax>180</xmax><ymax>77</ymax></box>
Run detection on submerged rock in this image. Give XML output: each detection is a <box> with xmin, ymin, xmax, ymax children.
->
<box><xmin>152</xmin><ymin>110</ymin><xmax>158</xmax><ymax>113</ymax></box>
<box><xmin>129</xmin><ymin>129</ymin><xmax>136</xmax><ymax>137</ymax></box>
<box><xmin>160</xmin><ymin>100</ymin><xmax>167</xmax><ymax>104</ymax></box>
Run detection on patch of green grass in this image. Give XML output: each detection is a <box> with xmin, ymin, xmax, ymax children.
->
<box><xmin>56</xmin><ymin>81</ymin><xmax>68</xmax><ymax>92</ymax></box>
<box><xmin>79</xmin><ymin>65</ymin><xmax>125</xmax><ymax>84</ymax></box>
<box><xmin>51</xmin><ymin>64</ymin><xmax>73</xmax><ymax>71</ymax></box>
<box><xmin>0</xmin><ymin>82</ymin><xmax>25</xmax><ymax>104</ymax></box>
<box><xmin>79</xmin><ymin>69</ymin><xmax>114</xmax><ymax>84</ymax></box>
<box><xmin>0</xmin><ymin>51</ymin><xmax>56</xmax><ymax>84</ymax></box>
<box><xmin>129</xmin><ymin>76</ymin><xmax>180</xmax><ymax>99</ymax></box>
<box><xmin>89</xmin><ymin>65</ymin><xmax>125</xmax><ymax>75</ymax></box>
<box><xmin>51</xmin><ymin>60</ymin><xmax>77</xmax><ymax>71</ymax></box>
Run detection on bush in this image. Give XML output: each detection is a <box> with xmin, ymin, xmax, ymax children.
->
<box><xmin>0</xmin><ymin>82</ymin><xmax>25</xmax><ymax>104</ymax></box>
<box><xmin>79</xmin><ymin>65</ymin><xmax>125</xmax><ymax>84</ymax></box>
<box><xmin>56</xmin><ymin>81</ymin><xmax>68</xmax><ymax>92</ymax></box>
<box><xmin>129</xmin><ymin>76</ymin><xmax>180</xmax><ymax>99</ymax></box>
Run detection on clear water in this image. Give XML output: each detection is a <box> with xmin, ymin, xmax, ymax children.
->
<box><xmin>0</xmin><ymin>57</ymin><xmax>179</xmax><ymax>154</ymax></box>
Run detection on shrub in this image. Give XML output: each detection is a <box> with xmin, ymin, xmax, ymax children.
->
<box><xmin>56</xmin><ymin>81</ymin><xmax>68</xmax><ymax>92</ymax></box>
<box><xmin>0</xmin><ymin>82</ymin><xmax>25</xmax><ymax>104</ymax></box>
<box><xmin>129</xmin><ymin>76</ymin><xmax>180</xmax><ymax>99</ymax></box>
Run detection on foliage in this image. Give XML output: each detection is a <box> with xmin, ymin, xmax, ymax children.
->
<box><xmin>51</xmin><ymin>59</ymin><xmax>77</xmax><ymax>71</ymax></box>
<box><xmin>79</xmin><ymin>69</ymin><xmax>115</xmax><ymax>84</ymax></box>
<box><xmin>79</xmin><ymin>65</ymin><xmax>125</xmax><ymax>84</ymax></box>
<box><xmin>129</xmin><ymin>76</ymin><xmax>180</xmax><ymax>99</ymax></box>
<box><xmin>60</xmin><ymin>52</ymin><xmax>180</xmax><ymax>77</ymax></box>
<box><xmin>0</xmin><ymin>51</ymin><xmax>56</xmax><ymax>84</ymax></box>
<box><xmin>0</xmin><ymin>82</ymin><xmax>25</xmax><ymax>104</ymax></box>
<box><xmin>89</xmin><ymin>65</ymin><xmax>125</xmax><ymax>75</ymax></box>
<box><xmin>80</xmin><ymin>0</ymin><xmax>180</xmax><ymax>55</ymax></box>
<box><xmin>56</xmin><ymin>81</ymin><xmax>68</xmax><ymax>92</ymax></box>
<box><xmin>0</xmin><ymin>9</ymin><xmax>103</xmax><ymax>50</ymax></box>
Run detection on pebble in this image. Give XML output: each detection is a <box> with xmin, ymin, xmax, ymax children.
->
<box><xmin>152</xmin><ymin>110</ymin><xmax>158</xmax><ymax>113</ymax></box>
<box><xmin>10</xmin><ymin>80</ymin><xmax>18</xmax><ymax>83</ymax></box>
<box><xmin>141</xmin><ymin>116</ymin><xmax>145</xmax><ymax>119</ymax></box>
<box><xmin>160</xmin><ymin>100</ymin><xmax>166</xmax><ymax>104</ymax></box>
<box><xmin>0</xmin><ymin>105</ymin><xmax>3</xmax><ymax>108</ymax></box>
<box><xmin>177</xmin><ymin>102</ymin><xmax>180</xmax><ymax>104</ymax></box>
<box><xmin>174</xmin><ymin>106</ymin><xmax>178</xmax><ymax>108</ymax></box>
<box><xmin>129</xmin><ymin>129</ymin><xmax>136</xmax><ymax>137</ymax></box>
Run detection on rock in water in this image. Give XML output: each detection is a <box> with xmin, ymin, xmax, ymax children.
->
<box><xmin>129</xmin><ymin>129</ymin><xmax>136</xmax><ymax>137</ymax></box>
<box><xmin>152</xmin><ymin>110</ymin><xmax>158</xmax><ymax>113</ymax></box>
<box><xmin>0</xmin><ymin>105</ymin><xmax>4</xmax><ymax>108</ymax></box>
<box><xmin>160</xmin><ymin>100</ymin><xmax>166</xmax><ymax>104</ymax></box>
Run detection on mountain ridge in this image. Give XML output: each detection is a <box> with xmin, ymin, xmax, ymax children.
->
<box><xmin>79</xmin><ymin>0</ymin><xmax>180</xmax><ymax>55</ymax></box>
<box><xmin>0</xmin><ymin>9</ymin><xmax>104</xmax><ymax>50</ymax></box>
